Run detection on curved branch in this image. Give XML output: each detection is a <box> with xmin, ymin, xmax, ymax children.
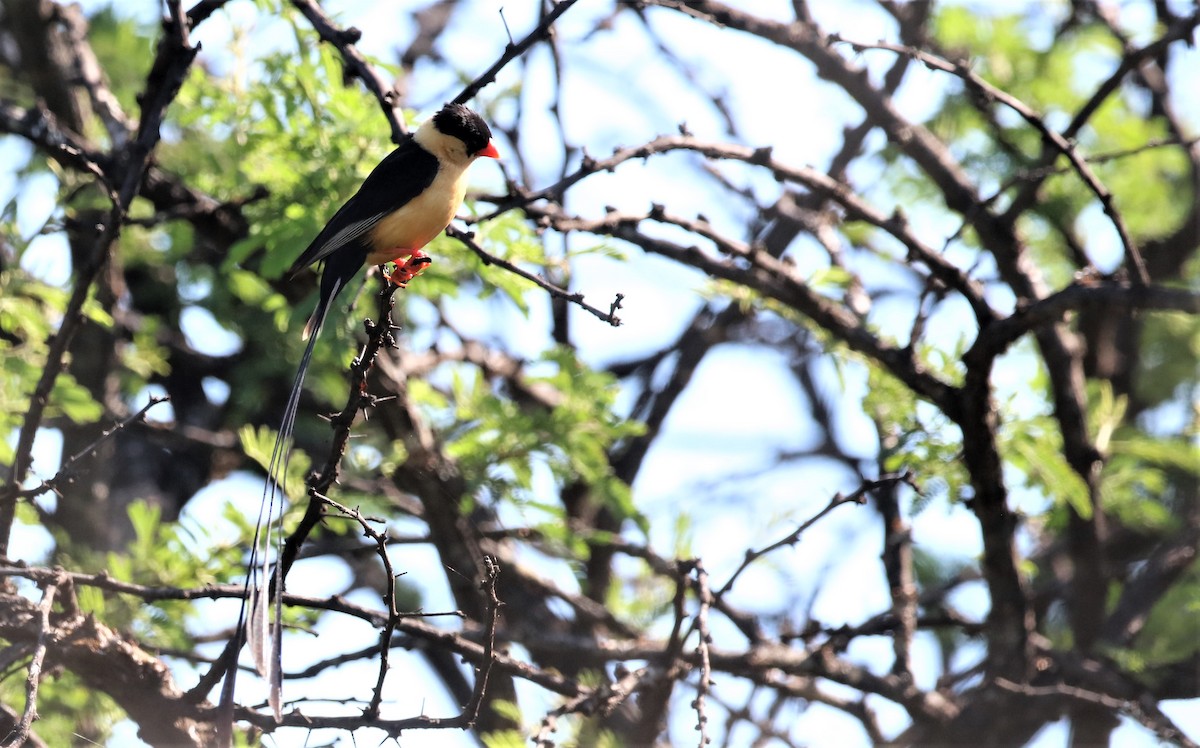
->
<box><xmin>967</xmin><ymin>282</ymin><xmax>1200</xmax><ymax>366</ymax></box>
<box><xmin>838</xmin><ymin>37</ymin><xmax>1149</xmax><ymax>284</ymax></box>
<box><xmin>290</xmin><ymin>0</ymin><xmax>407</xmax><ymax>143</ymax></box>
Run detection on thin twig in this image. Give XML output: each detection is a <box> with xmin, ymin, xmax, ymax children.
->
<box><xmin>446</xmin><ymin>225</ymin><xmax>622</xmax><ymax>326</ymax></box>
<box><xmin>461</xmin><ymin>556</ymin><xmax>503</xmax><ymax>729</ymax></box>
<box><xmin>3</xmin><ymin>579</ymin><xmax>59</xmax><ymax>748</ymax></box>
<box><xmin>453</xmin><ymin>0</ymin><xmax>581</xmax><ymax>105</ymax></box>
<box><xmin>715</xmin><ymin>472</ymin><xmax>916</xmax><ymax>602</ymax></box>
<box><xmin>16</xmin><ymin>396</ymin><xmax>171</xmax><ymax>500</ymax></box>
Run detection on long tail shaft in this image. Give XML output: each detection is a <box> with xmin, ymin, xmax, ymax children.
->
<box><xmin>218</xmin><ymin>278</ymin><xmax>341</xmax><ymax>744</ymax></box>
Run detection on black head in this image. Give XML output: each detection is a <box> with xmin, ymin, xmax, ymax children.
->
<box><xmin>432</xmin><ymin>103</ymin><xmax>493</xmax><ymax>157</ymax></box>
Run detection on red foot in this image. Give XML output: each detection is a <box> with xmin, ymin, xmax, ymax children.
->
<box><xmin>383</xmin><ymin>250</ymin><xmax>432</xmax><ymax>287</ymax></box>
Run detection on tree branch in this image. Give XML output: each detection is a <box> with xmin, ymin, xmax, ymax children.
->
<box><xmin>290</xmin><ymin>0</ymin><xmax>407</xmax><ymax>143</ymax></box>
<box><xmin>837</xmin><ymin>36</ymin><xmax>1148</xmax><ymax>284</ymax></box>
<box><xmin>446</xmin><ymin>224</ymin><xmax>622</xmax><ymax>326</ymax></box>
<box><xmin>452</xmin><ymin>0</ymin><xmax>581</xmax><ymax>106</ymax></box>
<box><xmin>0</xmin><ymin>2</ymin><xmax>199</xmax><ymax>556</ymax></box>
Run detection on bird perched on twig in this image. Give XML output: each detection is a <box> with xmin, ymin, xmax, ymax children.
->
<box><xmin>217</xmin><ymin>102</ymin><xmax>498</xmax><ymax>743</ymax></box>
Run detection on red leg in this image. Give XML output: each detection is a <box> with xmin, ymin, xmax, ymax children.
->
<box><xmin>382</xmin><ymin>249</ymin><xmax>432</xmax><ymax>287</ymax></box>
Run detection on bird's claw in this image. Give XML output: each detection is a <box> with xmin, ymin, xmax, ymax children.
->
<box><xmin>384</xmin><ymin>250</ymin><xmax>432</xmax><ymax>287</ymax></box>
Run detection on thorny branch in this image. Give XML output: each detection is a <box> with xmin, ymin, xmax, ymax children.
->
<box><xmin>690</xmin><ymin>561</ymin><xmax>715</xmax><ymax>748</ymax></box>
<box><xmin>315</xmin><ymin>495</ymin><xmax>400</xmax><ymax>720</ymax></box>
<box><xmin>13</xmin><ymin>396</ymin><xmax>170</xmax><ymax>501</ymax></box>
<box><xmin>276</xmin><ymin>273</ymin><xmax>402</xmax><ymax>587</ymax></box>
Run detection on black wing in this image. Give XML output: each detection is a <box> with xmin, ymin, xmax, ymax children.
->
<box><xmin>287</xmin><ymin>137</ymin><xmax>440</xmax><ymax>277</ymax></box>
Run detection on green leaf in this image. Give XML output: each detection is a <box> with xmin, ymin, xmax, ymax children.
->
<box><xmin>1002</xmin><ymin>416</ymin><xmax>1092</xmax><ymax>519</ymax></box>
<box><xmin>482</xmin><ymin>728</ymin><xmax>526</xmax><ymax>748</ymax></box>
<box><xmin>226</xmin><ymin>268</ymin><xmax>275</xmax><ymax>304</ymax></box>
<box><xmin>238</xmin><ymin>424</ymin><xmax>311</xmax><ymax>495</ymax></box>
<box><xmin>51</xmin><ymin>373</ymin><xmax>103</xmax><ymax>424</ymax></box>
<box><xmin>1110</xmin><ymin>436</ymin><xmax>1200</xmax><ymax>476</ymax></box>
<box><xmin>1131</xmin><ymin>565</ymin><xmax>1200</xmax><ymax>666</ymax></box>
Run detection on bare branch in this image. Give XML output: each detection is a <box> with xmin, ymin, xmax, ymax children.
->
<box><xmin>15</xmin><ymin>395</ymin><xmax>170</xmax><ymax>500</ymax></box>
<box><xmin>453</xmin><ymin>0</ymin><xmax>581</xmax><ymax>106</ymax></box>
<box><xmin>4</xmin><ymin>578</ymin><xmax>58</xmax><ymax>747</ymax></box>
<box><xmin>446</xmin><ymin>224</ymin><xmax>622</xmax><ymax>326</ymax></box>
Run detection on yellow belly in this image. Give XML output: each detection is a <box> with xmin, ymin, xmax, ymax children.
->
<box><xmin>366</xmin><ymin>164</ymin><xmax>468</xmax><ymax>265</ymax></box>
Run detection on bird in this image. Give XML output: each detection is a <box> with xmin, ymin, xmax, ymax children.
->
<box><xmin>217</xmin><ymin>102</ymin><xmax>499</xmax><ymax>743</ymax></box>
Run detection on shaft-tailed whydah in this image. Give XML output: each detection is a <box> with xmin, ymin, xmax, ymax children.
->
<box><xmin>217</xmin><ymin>102</ymin><xmax>499</xmax><ymax>746</ymax></box>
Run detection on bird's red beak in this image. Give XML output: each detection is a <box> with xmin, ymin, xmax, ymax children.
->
<box><xmin>478</xmin><ymin>140</ymin><xmax>500</xmax><ymax>159</ymax></box>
